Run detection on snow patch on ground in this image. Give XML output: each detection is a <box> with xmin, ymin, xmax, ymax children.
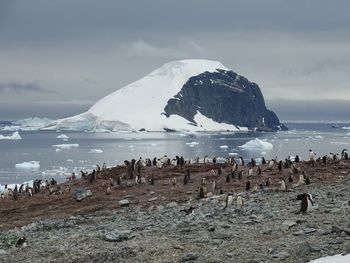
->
<box><xmin>15</xmin><ymin>161</ymin><xmax>40</xmax><ymax>170</ymax></box>
<box><xmin>308</xmin><ymin>254</ymin><xmax>350</xmax><ymax>263</ymax></box>
<box><xmin>239</xmin><ymin>138</ymin><xmax>273</xmax><ymax>150</ymax></box>
<box><xmin>0</xmin><ymin>131</ymin><xmax>22</xmax><ymax>140</ymax></box>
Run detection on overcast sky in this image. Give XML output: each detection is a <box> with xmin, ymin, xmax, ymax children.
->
<box><xmin>1</xmin><ymin>0</ymin><xmax>350</xmax><ymax>121</ymax></box>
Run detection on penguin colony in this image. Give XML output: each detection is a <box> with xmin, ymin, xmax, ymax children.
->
<box><xmin>1</xmin><ymin>149</ymin><xmax>349</xmax><ymax>216</ymax></box>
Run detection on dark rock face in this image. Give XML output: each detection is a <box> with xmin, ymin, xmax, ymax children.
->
<box><xmin>163</xmin><ymin>69</ymin><xmax>287</xmax><ymax>131</ymax></box>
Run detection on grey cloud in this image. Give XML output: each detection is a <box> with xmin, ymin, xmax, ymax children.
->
<box><xmin>0</xmin><ymin>82</ymin><xmax>56</xmax><ymax>94</ymax></box>
<box><xmin>267</xmin><ymin>99</ymin><xmax>350</xmax><ymax>122</ymax></box>
<box><xmin>281</xmin><ymin>58</ymin><xmax>350</xmax><ymax>77</ymax></box>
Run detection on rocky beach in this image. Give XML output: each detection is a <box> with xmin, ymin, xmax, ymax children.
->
<box><xmin>0</xmin><ymin>157</ymin><xmax>349</xmax><ymax>263</ymax></box>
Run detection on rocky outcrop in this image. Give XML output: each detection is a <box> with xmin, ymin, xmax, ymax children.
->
<box><xmin>164</xmin><ymin>69</ymin><xmax>287</xmax><ymax>131</ymax></box>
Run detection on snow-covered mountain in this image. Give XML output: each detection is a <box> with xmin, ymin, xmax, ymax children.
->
<box><xmin>44</xmin><ymin>59</ymin><xmax>286</xmax><ymax>132</ymax></box>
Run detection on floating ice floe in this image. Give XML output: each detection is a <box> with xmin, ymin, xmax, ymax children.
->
<box><xmin>150</xmin><ymin>143</ymin><xmax>157</xmax><ymax>147</ymax></box>
<box><xmin>186</xmin><ymin>142</ymin><xmax>199</xmax><ymax>147</ymax></box>
<box><xmin>55</xmin><ymin>149</ymin><xmax>62</xmax><ymax>152</ymax></box>
<box><xmin>66</xmin><ymin>159</ymin><xmax>74</xmax><ymax>163</ymax></box>
<box><xmin>342</xmin><ymin>126</ymin><xmax>350</xmax><ymax>130</ymax></box>
<box><xmin>15</xmin><ymin>161</ymin><xmax>40</xmax><ymax>170</ymax></box>
<box><xmin>228</xmin><ymin>152</ymin><xmax>238</xmax><ymax>156</ymax></box>
<box><xmin>52</xmin><ymin>144</ymin><xmax>79</xmax><ymax>149</ymax></box>
<box><xmin>56</xmin><ymin>134</ymin><xmax>69</xmax><ymax>139</ymax></box>
<box><xmin>308</xmin><ymin>254</ymin><xmax>350</xmax><ymax>263</ymax></box>
<box><xmin>0</xmin><ymin>131</ymin><xmax>22</xmax><ymax>140</ymax></box>
<box><xmin>219</xmin><ymin>145</ymin><xmax>229</xmax><ymax>149</ymax></box>
<box><xmin>239</xmin><ymin>138</ymin><xmax>273</xmax><ymax>150</ymax></box>
<box><xmin>89</xmin><ymin>149</ymin><xmax>103</xmax><ymax>153</ymax></box>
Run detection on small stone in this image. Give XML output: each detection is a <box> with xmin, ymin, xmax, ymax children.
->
<box><xmin>182</xmin><ymin>252</ymin><xmax>199</xmax><ymax>262</ymax></box>
<box><xmin>304</xmin><ymin>228</ymin><xmax>317</xmax><ymax>234</ymax></box>
<box><xmin>330</xmin><ymin>208</ymin><xmax>342</xmax><ymax>214</ymax></box>
<box><xmin>173</xmin><ymin>244</ymin><xmax>184</xmax><ymax>250</ymax></box>
<box><xmin>148</xmin><ymin>197</ymin><xmax>158</xmax><ymax>202</ymax></box>
<box><xmin>208</xmin><ymin>226</ymin><xmax>215</xmax><ymax>232</ymax></box>
<box><xmin>166</xmin><ymin>202</ymin><xmax>178</xmax><ymax>208</ymax></box>
<box><xmin>328</xmin><ymin>239</ymin><xmax>344</xmax><ymax>245</ymax></box>
<box><xmin>73</xmin><ymin>188</ymin><xmax>91</xmax><ymax>201</ymax></box>
<box><xmin>282</xmin><ymin>220</ymin><xmax>297</xmax><ymax>229</ymax></box>
<box><xmin>149</xmin><ymin>191</ymin><xmax>156</xmax><ymax>195</ymax></box>
<box><xmin>272</xmin><ymin>251</ymin><xmax>290</xmax><ymax>260</ymax></box>
<box><xmin>119</xmin><ymin>199</ymin><xmax>130</xmax><ymax>207</ymax></box>
<box><xmin>104</xmin><ymin>230</ymin><xmax>132</xmax><ymax>242</ymax></box>
<box><xmin>343</xmin><ymin>228</ymin><xmax>350</xmax><ymax>235</ymax></box>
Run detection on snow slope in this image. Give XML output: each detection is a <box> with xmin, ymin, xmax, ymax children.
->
<box><xmin>45</xmin><ymin>59</ymin><xmax>247</xmax><ymax>132</ymax></box>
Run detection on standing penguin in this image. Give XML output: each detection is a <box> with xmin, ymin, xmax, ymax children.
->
<box><xmin>294</xmin><ymin>155</ymin><xmax>300</xmax><ymax>163</ymax></box>
<box><xmin>245</xmin><ymin>181</ymin><xmax>251</xmax><ymax>191</ymax></box>
<box><xmin>248</xmin><ymin>168</ymin><xmax>254</xmax><ymax>177</ymax></box>
<box><xmin>212</xmin><ymin>180</ymin><xmax>216</xmax><ymax>191</ymax></box>
<box><xmin>257</xmin><ymin>165</ymin><xmax>262</xmax><ymax>175</ymax></box>
<box><xmin>288</xmin><ymin>174</ymin><xmax>294</xmax><ymax>183</ymax></box>
<box><xmin>280</xmin><ymin>179</ymin><xmax>287</xmax><ymax>191</ymax></box>
<box><xmin>236</xmin><ymin>195</ymin><xmax>244</xmax><ymax>207</ymax></box>
<box><xmin>239</xmin><ymin>157</ymin><xmax>244</xmax><ymax>166</ymax></box>
<box><xmin>225</xmin><ymin>192</ymin><xmax>234</xmax><ymax>208</ymax></box>
<box><xmin>266</xmin><ymin>177</ymin><xmax>272</xmax><ymax>187</ymax></box>
<box><xmin>296</xmin><ymin>193</ymin><xmax>314</xmax><ymax>213</ymax></box>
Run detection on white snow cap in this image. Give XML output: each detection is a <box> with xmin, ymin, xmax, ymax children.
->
<box><xmin>45</xmin><ymin>59</ymin><xmax>247</xmax><ymax>132</ymax></box>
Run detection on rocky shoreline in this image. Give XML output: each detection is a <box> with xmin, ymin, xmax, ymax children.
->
<box><xmin>0</xmin><ymin>159</ymin><xmax>350</xmax><ymax>262</ymax></box>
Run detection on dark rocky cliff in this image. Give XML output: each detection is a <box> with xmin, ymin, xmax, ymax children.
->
<box><xmin>163</xmin><ymin>69</ymin><xmax>287</xmax><ymax>131</ymax></box>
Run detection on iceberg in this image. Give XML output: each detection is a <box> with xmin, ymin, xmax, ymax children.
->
<box><xmin>239</xmin><ymin>138</ymin><xmax>273</xmax><ymax>150</ymax></box>
<box><xmin>219</xmin><ymin>145</ymin><xmax>229</xmax><ymax>149</ymax></box>
<box><xmin>186</xmin><ymin>141</ymin><xmax>199</xmax><ymax>147</ymax></box>
<box><xmin>88</xmin><ymin>149</ymin><xmax>103</xmax><ymax>153</ymax></box>
<box><xmin>0</xmin><ymin>131</ymin><xmax>22</xmax><ymax>140</ymax></box>
<box><xmin>56</xmin><ymin>134</ymin><xmax>69</xmax><ymax>139</ymax></box>
<box><xmin>52</xmin><ymin>144</ymin><xmax>79</xmax><ymax>149</ymax></box>
<box><xmin>15</xmin><ymin>161</ymin><xmax>40</xmax><ymax>170</ymax></box>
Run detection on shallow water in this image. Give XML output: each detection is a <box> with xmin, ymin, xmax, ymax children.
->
<box><xmin>0</xmin><ymin>123</ymin><xmax>349</xmax><ymax>185</ymax></box>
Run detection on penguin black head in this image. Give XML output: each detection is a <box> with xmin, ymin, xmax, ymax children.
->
<box><xmin>15</xmin><ymin>236</ymin><xmax>26</xmax><ymax>247</ymax></box>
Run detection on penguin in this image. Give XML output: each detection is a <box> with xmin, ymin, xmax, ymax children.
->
<box><xmin>257</xmin><ymin>165</ymin><xmax>262</xmax><ymax>175</ymax></box>
<box><xmin>268</xmin><ymin>160</ymin><xmax>275</xmax><ymax>169</ymax></box>
<box><xmin>299</xmin><ymin>173</ymin><xmax>305</xmax><ymax>185</ymax></box>
<box><xmin>245</xmin><ymin>181</ymin><xmax>251</xmax><ymax>191</ymax></box>
<box><xmin>309</xmin><ymin>150</ymin><xmax>316</xmax><ymax>161</ymax></box>
<box><xmin>218</xmin><ymin>166</ymin><xmax>223</xmax><ymax>175</ymax></box>
<box><xmin>199</xmin><ymin>186</ymin><xmax>206</xmax><ymax>199</ymax></box>
<box><xmin>251</xmin><ymin>158</ymin><xmax>256</xmax><ymax>167</ymax></box>
<box><xmin>225</xmin><ymin>192</ymin><xmax>234</xmax><ymax>208</ymax></box>
<box><xmin>183</xmin><ymin>173</ymin><xmax>188</xmax><ymax>185</ymax></box>
<box><xmin>278</xmin><ymin>161</ymin><xmax>283</xmax><ymax>172</ymax></box>
<box><xmin>185</xmin><ymin>169</ymin><xmax>191</xmax><ymax>181</ymax></box>
<box><xmin>305</xmin><ymin>176</ymin><xmax>311</xmax><ymax>185</ymax></box>
<box><xmin>288</xmin><ymin>174</ymin><xmax>293</xmax><ymax>183</ymax></box>
<box><xmin>201</xmin><ymin>178</ymin><xmax>207</xmax><ymax>186</ymax></box>
<box><xmin>226</xmin><ymin>173</ymin><xmax>230</xmax><ymax>183</ymax></box>
<box><xmin>15</xmin><ymin>236</ymin><xmax>26</xmax><ymax>248</ymax></box>
<box><xmin>236</xmin><ymin>195</ymin><xmax>244</xmax><ymax>207</ymax></box>
<box><xmin>261</xmin><ymin>157</ymin><xmax>266</xmax><ymax>164</ymax></box>
<box><xmin>213</xmin><ymin>156</ymin><xmax>217</xmax><ymax>164</ymax></box>
<box><xmin>238</xmin><ymin>170</ymin><xmax>243</xmax><ymax>180</ymax></box>
<box><xmin>180</xmin><ymin>205</ymin><xmax>196</xmax><ymax>215</ymax></box>
<box><xmin>172</xmin><ymin>177</ymin><xmax>177</xmax><ymax>187</ymax></box>
<box><xmin>28</xmin><ymin>188</ymin><xmax>33</xmax><ymax>197</ymax></box>
<box><xmin>296</xmin><ymin>193</ymin><xmax>314</xmax><ymax>213</ymax></box>
<box><xmin>252</xmin><ymin>184</ymin><xmax>258</xmax><ymax>192</ymax></box>
<box><xmin>280</xmin><ymin>179</ymin><xmax>287</xmax><ymax>192</ymax></box>
<box><xmin>109</xmin><ymin>177</ymin><xmax>114</xmax><ymax>187</ymax></box>
<box><xmin>266</xmin><ymin>177</ymin><xmax>272</xmax><ymax>187</ymax></box>
<box><xmin>295</xmin><ymin>155</ymin><xmax>300</xmax><ymax>163</ymax></box>
<box><xmin>322</xmin><ymin>155</ymin><xmax>327</xmax><ymax>165</ymax></box>
<box><xmin>239</xmin><ymin>157</ymin><xmax>244</xmax><ymax>166</ymax></box>
<box><xmin>212</xmin><ymin>180</ymin><xmax>216</xmax><ymax>191</ymax></box>
<box><xmin>248</xmin><ymin>168</ymin><xmax>254</xmax><ymax>177</ymax></box>
<box><xmin>203</xmin><ymin>155</ymin><xmax>208</xmax><ymax>163</ymax></box>
<box><xmin>150</xmin><ymin>175</ymin><xmax>155</xmax><ymax>185</ymax></box>
<box><xmin>106</xmin><ymin>187</ymin><xmax>111</xmax><ymax>195</ymax></box>
<box><xmin>259</xmin><ymin>184</ymin><xmax>264</xmax><ymax>191</ymax></box>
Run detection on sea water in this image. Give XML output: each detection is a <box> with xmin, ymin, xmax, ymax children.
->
<box><xmin>0</xmin><ymin>123</ymin><xmax>349</xmax><ymax>185</ymax></box>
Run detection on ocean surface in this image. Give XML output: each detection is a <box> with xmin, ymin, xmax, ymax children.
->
<box><xmin>0</xmin><ymin>122</ymin><xmax>349</xmax><ymax>186</ymax></box>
